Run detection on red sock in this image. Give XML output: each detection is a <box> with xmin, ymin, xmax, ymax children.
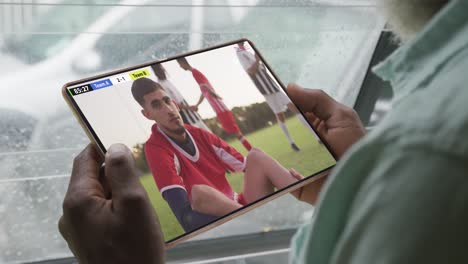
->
<box><xmin>237</xmin><ymin>135</ymin><xmax>252</xmax><ymax>151</ymax></box>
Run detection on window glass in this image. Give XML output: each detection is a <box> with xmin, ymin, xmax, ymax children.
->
<box><xmin>0</xmin><ymin>0</ymin><xmax>382</xmax><ymax>262</ymax></box>
<box><xmin>3</xmin><ymin>0</ymin><xmax>111</xmax><ymax>64</ymax></box>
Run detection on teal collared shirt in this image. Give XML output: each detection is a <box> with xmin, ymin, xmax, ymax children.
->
<box><xmin>290</xmin><ymin>1</ymin><xmax>468</xmax><ymax>263</ymax></box>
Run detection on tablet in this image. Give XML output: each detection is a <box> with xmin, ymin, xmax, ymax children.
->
<box><xmin>62</xmin><ymin>38</ymin><xmax>336</xmax><ymax>247</ymax></box>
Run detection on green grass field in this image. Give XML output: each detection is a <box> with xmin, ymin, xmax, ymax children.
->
<box><xmin>140</xmin><ymin>117</ymin><xmax>336</xmax><ymax>241</ymax></box>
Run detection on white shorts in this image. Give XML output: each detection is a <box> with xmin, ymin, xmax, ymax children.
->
<box><xmin>264</xmin><ymin>92</ymin><xmax>291</xmax><ymax>114</ymax></box>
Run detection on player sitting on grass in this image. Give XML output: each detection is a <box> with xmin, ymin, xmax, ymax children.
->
<box><xmin>131</xmin><ymin>77</ymin><xmax>303</xmax><ymax>232</ymax></box>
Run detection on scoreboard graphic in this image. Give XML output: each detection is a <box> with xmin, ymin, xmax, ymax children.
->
<box><xmin>68</xmin><ymin>67</ymin><xmax>152</xmax><ymax>96</ymax></box>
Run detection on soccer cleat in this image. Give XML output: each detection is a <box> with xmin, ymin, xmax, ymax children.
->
<box><xmin>291</xmin><ymin>143</ymin><xmax>301</xmax><ymax>152</ymax></box>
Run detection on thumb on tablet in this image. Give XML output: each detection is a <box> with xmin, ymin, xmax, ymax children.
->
<box><xmin>287</xmin><ymin>83</ymin><xmax>338</xmax><ymax>122</ymax></box>
<box><xmin>105</xmin><ymin>143</ymin><xmax>148</xmax><ymax>211</ymax></box>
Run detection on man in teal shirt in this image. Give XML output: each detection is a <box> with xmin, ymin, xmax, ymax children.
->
<box><xmin>287</xmin><ymin>0</ymin><xmax>468</xmax><ymax>262</ymax></box>
<box><xmin>58</xmin><ymin>0</ymin><xmax>468</xmax><ymax>263</ymax></box>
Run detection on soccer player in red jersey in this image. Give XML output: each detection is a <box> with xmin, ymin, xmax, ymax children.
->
<box><xmin>131</xmin><ymin>78</ymin><xmax>302</xmax><ymax>232</ymax></box>
<box><xmin>176</xmin><ymin>57</ymin><xmax>252</xmax><ymax>151</ymax></box>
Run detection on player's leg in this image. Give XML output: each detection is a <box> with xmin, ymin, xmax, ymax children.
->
<box><xmin>287</xmin><ymin>102</ymin><xmax>321</xmax><ymax>141</ymax></box>
<box><xmin>265</xmin><ymin>93</ymin><xmax>300</xmax><ymax>151</ymax></box>
<box><xmin>241</xmin><ymin>148</ymin><xmax>301</xmax><ymax>204</ymax></box>
<box><xmin>236</xmin><ymin>132</ymin><xmax>252</xmax><ymax>151</ymax></box>
<box><xmin>276</xmin><ymin>112</ymin><xmax>300</xmax><ymax>151</ymax></box>
<box><xmin>218</xmin><ymin>110</ymin><xmax>252</xmax><ymax>150</ymax></box>
<box><xmin>191</xmin><ymin>184</ymin><xmax>242</xmax><ymax>216</ymax></box>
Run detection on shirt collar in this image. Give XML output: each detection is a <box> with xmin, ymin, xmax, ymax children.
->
<box><xmin>373</xmin><ymin>0</ymin><xmax>468</xmax><ymax>103</ymax></box>
<box><xmin>154</xmin><ymin>124</ymin><xmax>200</xmax><ymax>162</ymax></box>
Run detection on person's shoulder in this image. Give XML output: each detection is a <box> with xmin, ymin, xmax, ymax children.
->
<box><xmin>372</xmin><ymin>69</ymin><xmax>468</xmax><ymax>159</ymax></box>
<box><xmin>185</xmin><ymin>124</ymin><xmax>206</xmax><ymax>137</ymax></box>
<box><xmin>145</xmin><ymin>125</ymin><xmax>171</xmax><ymax>151</ymax></box>
<box><xmin>186</xmin><ymin>125</ymin><xmax>218</xmax><ymax>144</ymax></box>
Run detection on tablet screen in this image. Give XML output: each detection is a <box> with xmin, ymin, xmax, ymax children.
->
<box><xmin>65</xmin><ymin>39</ymin><xmax>336</xmax><ymax>244</ymax></box>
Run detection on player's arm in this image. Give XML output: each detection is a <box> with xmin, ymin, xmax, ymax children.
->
<box><xmin>145</xmin><ymin>144</ymin><xmax>209</xmax><ymax>230</ymax></box>
<box><xmin>175</xmin><ymin>102</ymin><xmax>189</xmax><ymax>110</ymax></box>
<box><xmin>162</xmin><ymin>188</ymin><xmax>218</xmax><ymax>232</ymax></box>
<box><xmin>178</xmin><ymin>103</ymin><xmax>198</xmax><ymax>112</ymax></box>
<box><xmin>193</xmin><ymin>94</ymin><xmax>204</xmax><ymax>110</ymax></box>
<box><xmin>201</xmin><ymin>84</ymin><xmax>222</xmax><ymax>99</ymax></box>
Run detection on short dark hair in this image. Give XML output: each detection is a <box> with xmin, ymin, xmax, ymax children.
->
<box><xmin>151</xmin><ymin>63</ymin><xmax>167</xmax><ymax>80</ymax></box>
<box><xmin>176</xmin><ymin>57</ymin><xmax>189</xmax><ymax>65</ymax></box>
<box><xmin>131</xmin><ymin>78</ymin><xmax>164</xmax><ymax>106</ymax></box>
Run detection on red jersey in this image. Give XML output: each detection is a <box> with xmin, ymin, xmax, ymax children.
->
<box><xmin>144</xmin><ymin>124</ymin><xmax>245</xmax><ymax>202</ymax></box>
<box><xmin>191</xmin><ymin>68</ymin><xmax>229</xmax><ymax>114</ymax></box>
